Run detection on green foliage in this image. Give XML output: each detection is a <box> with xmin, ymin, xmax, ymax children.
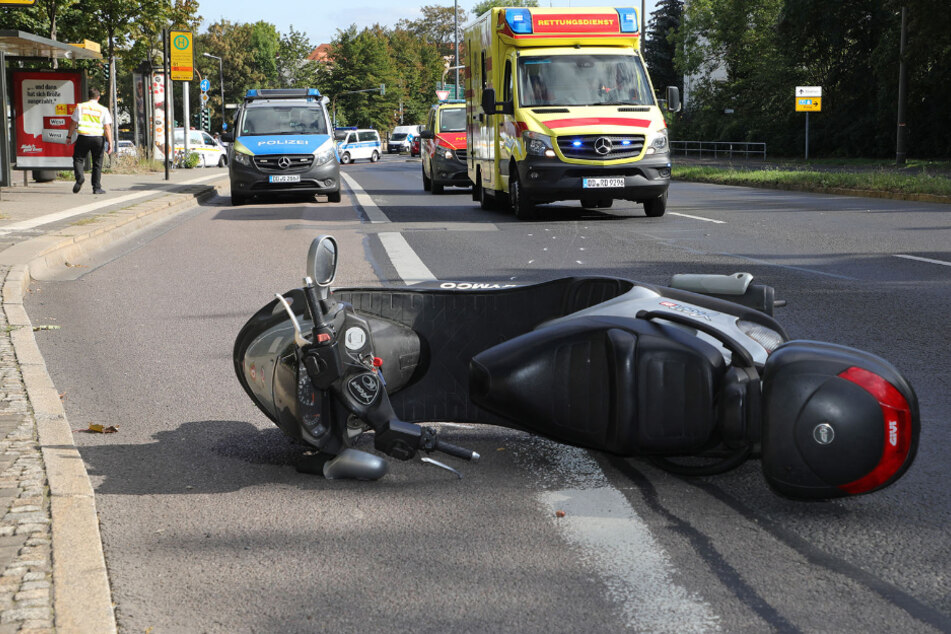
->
<box><xmin>671</xmin><ymin>0</ymin><xmax>951</xmax><ymax>158</ymax></box>
<box><xmin>396</xmin><ymin>4</ymin><xmax>467</xmax><ymax>58</ymax></box>
<box><xmin>643</xmin><ymin>0</ymin><xmax>683</xmax><ymax>93</ymax></box>
<box><xmin>470</xmin><ymin>0</ymin><xmax>539</xmax><ymax>17</ymax></box>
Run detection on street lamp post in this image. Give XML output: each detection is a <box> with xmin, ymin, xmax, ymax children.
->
<box><xmin>202</xmin><ymin>52</ymin><xmax>225</xmax><ymax>133</ymax></box>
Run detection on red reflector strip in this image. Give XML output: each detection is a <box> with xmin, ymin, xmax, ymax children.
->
<box><xmin>544</xmin><ymin>117</ymin><xmax>651</xmax><ymax>129</ymax></box>
<box><xmin>316</xmin><ymin>333</ymin><xmax>331</xmax><ymax>343</ymax></box>
<box><xmin>838</xmin><ymin>366</ymin><xmax>913</xmax><ymax>494</ymax></box>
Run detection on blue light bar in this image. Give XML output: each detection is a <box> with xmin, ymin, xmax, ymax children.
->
<box><xmin>616</xmin><ymin>8</ymin><xmax>639</xmax><ymax>33</ymax></box>
<box><xmin>244</xmin><ymin>88</ymin><xmax>322</xmax><ymax>101</ymax></box>
<box><xmin>506</xmin><ymin>9</ymin><xmax>533</xmax><ymax>34</ymax></box>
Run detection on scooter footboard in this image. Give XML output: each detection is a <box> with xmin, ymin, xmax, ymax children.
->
<box><xmin>469</xmin><ymin>315</ymin><xmax>729</xmax><ymax>455</ymax></box>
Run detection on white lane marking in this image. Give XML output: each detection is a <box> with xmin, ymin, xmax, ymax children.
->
<box><xmin>894</xmin><ymin>254</ymin><xmax>951</xmax><ymax>268</ymax></box>
<box><xmin>340</xmin><ymin>172</ymin><xmax>389</xmax><ymax>223</ymax></box>
<box><xmin>0</xmin><ymin>173</ymin><xmax>226</xmax><ymax>236</ymax></box>
<box><xmin>670</xmin><ymin>212</ymin><xmax>726</xmax><ymax>224</ymax></box>
<box><xmin>531</xmin><ymin>443</ymin><xmax>719</xmax><ymax>632</ymax></box>
<box><xmin>378</xmin><ymin>232</ymin><xmax>436</xmax><ymax>285</ymax></box>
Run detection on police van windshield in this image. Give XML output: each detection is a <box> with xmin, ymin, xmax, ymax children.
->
<box><xmin>518</xmin><ymin>54</ymin><xmax>654</xmax><ymax>107</ymax></box>
<box><xmin>241</xmin><ymin>105</ymin><xmax>329</xmax><ymax>136</ymax></box>
<box><xmin>439</xmin><ymin>108</ymin><xmax>466</xmax><ymax>132</ymax></box>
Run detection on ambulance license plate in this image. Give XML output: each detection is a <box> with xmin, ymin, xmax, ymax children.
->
<box><xmin>269</xmin><ymin>174</ymin><xmax>300</xmax><ymax>184</ymax></box>
<box><xmin>583</xmin><ymin>177</ymin><xmax>624</xmax><ymax>188</ymax></box>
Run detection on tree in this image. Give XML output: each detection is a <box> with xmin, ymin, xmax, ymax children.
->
<box><xmin>277</xmin><ymin>26</ymin><xmax>321</xmax><ymax>89</ymax></box>
<box><xmin>249</xmin><ymin>21</ymin><xmax>280</xmax><ymax>88</ymax></box>
<box><xmin>471</xmin><ymin>0</ymin><xmax>538</xmax><ymax>16</ymax></box>
<box><xmin>396</xmin><ymin>4</ymin><xmax>467</xmax><ymax>58</ymax></box>
<box><xmin>643</xmin><ymin>0</ymin><xmax>683</xmax><ymax>93</ymax></box>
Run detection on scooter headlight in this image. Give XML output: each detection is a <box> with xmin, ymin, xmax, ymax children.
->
<box><xmin>737</xmin><ymin>320</ymin><xmax>785</xmax><ymax>354</ymax></box>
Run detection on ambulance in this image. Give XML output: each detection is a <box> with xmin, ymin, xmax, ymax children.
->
<box><xmin>419</xmin><ymin>99</ymin><xmax>469</xmax><ymax>194</ymax></box>
<box><xmin>465</xmin><ymin>7</ymin><xmax>680</xmax><ymax>219</ymax></box>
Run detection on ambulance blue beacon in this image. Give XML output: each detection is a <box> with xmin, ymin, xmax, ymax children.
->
<box><xmin>223</xmin><ymin>89</ymin><xmax>341</xmax><ymax>206</ymax></box>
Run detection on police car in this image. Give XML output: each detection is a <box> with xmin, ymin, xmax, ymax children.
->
<box><xmin>336</xmin><ymin>128</ymin><xmax>382</xmax><ymax>164</ymax></box>
<box><xmin>222</xmin><ymin>89</ymin><xmax>340</xmax><ymax>206</ymax></box>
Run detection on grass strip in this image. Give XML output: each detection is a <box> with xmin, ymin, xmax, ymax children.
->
<box><xmin>672</xmin><ymin>166</ymin><xmax>951</xmax><ymax>198</ymax></box>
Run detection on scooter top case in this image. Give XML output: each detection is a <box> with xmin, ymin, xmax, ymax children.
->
<box><xmin>760</xmin><ymin>341</ymin><xmax>919</xmax><ymax>499</ymax></box>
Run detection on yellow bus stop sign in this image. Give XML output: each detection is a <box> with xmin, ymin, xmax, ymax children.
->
<box><xmin>796</xmin><ymin>97</ymin><xmax>821</xmax><ymax>112</ymax></box>
<box><xmin>169</xmin><ymin>30</ymin><xmax>194</xmax><ymax>81</ymax></box>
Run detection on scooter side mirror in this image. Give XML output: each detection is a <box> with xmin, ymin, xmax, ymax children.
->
<box><xmin>307</xmin><ymin>235</ymin><xmax>338</xmax><ymax>298</ymax></box>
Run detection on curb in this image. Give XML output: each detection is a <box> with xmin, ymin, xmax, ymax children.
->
<box><xmin>0</xmin><ymin>178</ymin><xmax>225</xmax><ymax>633</ymax></box>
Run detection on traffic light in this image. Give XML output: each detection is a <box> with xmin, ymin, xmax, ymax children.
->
<box><xmin>200</xmin><ymin>108</ymin><xmax>210</xmax><ymax>131</ymax></box>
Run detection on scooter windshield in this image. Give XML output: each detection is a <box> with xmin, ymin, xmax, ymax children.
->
<box><xmin>518</xmin><ymin>53</ymin><xmax>655</xmax><ymax>108</ymax></box>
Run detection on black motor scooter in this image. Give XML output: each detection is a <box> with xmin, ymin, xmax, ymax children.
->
<box><xmin>234</xmin><ymin>236</ymin><xmax>919</xmax><ymax>499</ymax></box>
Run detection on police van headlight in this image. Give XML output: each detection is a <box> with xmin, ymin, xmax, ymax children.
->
<box><xmin>233</xmin><ymin>140</ymin><xmax>253</xmax><ymax>166</ymax></box>
<box><xmin>313</xmin><ymin>141</ymin><xmax>336</xmax><ymax>166</ymax></box>
<box><xmin>523</xmin><ymin>131</ymin><xmax>556</xmax><ymax>158</ymax></box>
<box><xmin>646</xmin><ymin>129</ymin><xmax>669</xmax><ymax>155</ymax></box>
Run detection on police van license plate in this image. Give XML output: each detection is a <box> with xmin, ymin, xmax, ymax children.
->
<box><xmin>583</xmin><ymin>177</ymin><xmax>624</xmax><ymax>188</ymax></box>
<box><xmin>269</xmin><ymin>175</ymin><xmax>300</xmax><ymax>184</ymax></box>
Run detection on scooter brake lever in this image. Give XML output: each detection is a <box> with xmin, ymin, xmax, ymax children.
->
<box><xmin>274</xmin><ymin>293</ymin><xmax>311</xmax><ymax>348</ymax></box>
<box><xmin>421</xmin><ymin>457</ymin><xmax>463</xmax><ymax>479</ymax></box>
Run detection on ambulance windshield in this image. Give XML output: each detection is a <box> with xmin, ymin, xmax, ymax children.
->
<box><xmin>439</xmin><ymin>108</ymin><xmax>466</xmax><ymax>132</ymax></box>
<box><xmin>518</xmin><ymin>54</ymin><xmax>654</xmax><ymax>108</ymax></box>
<box><xmin>240</xmin><ymin>105</ymin><xmax>329</xmax><ymax>136</ymax></box>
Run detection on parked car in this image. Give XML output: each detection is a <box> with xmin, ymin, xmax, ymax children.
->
<box><xmin>116</xmin><ymin>140</ymin><xmax>137</xmax><ymax>157</ymax></box>
<box><xmin>174</xmin><ymin>128</ymin><xmax>227</xmax><ymax>167</ymax></box>
<box><xmin>411</xmin><ymin>135</ymin><xmax>420</xmax><ymax>157</ymax></box>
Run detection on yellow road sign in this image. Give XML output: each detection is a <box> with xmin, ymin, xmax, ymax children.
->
<box><xmin>796</xmin><ymin>97</ymin><xmax>821</xmax><ymax>112</ymax></box>
<box><xmin>169</xmin><ymin>30</ymin><xmax>194</xmax><ymax>81</ymax></box>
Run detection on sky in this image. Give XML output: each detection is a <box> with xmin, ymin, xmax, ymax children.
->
<box><xmin>196</xmin><ymin>0</ymin><xmax>660</xmax><ymax>47</ymax></box>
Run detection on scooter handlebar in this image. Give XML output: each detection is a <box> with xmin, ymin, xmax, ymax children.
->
<box><xmin>434</xmin><ymin>438</ymin><xmax>480</xmax><ymax>463</ymax></box>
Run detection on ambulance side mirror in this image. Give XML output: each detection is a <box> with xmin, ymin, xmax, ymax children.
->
<box><xmin>481</xmin><ymin>88</ymin><xmax>497</xmax><ymax>115</ymax></box>
<box><xmin>666</xmin><ymin>86</ymin><xmax>682</xmax><ymax>113</ymax></box>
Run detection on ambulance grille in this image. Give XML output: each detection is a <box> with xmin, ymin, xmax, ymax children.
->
<box><xmin>253</xmin><ymin>154</ymin><xmax>315</xmax><ymax>172</ymax></box>
<box><xmin>557</xmin><ymin>135</ymin><xmax>645</xmax><ymax>160</ymax></box>
<box><xmin>455</xmin><ymin>148</ymin><xmax>468</xmax><ymax>162</ymax></box>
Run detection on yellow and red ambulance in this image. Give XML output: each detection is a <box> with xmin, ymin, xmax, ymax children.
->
<box><xmin>420</xmin><ymin>100</ymin><xmax>469</xmax><ymax>194</ymax></box>
<box><xmin>465</xmin><ymin>7</ymin><xmax>680</xmax><ymax>219</ymax></box>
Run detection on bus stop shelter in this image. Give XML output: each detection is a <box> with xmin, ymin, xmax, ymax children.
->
<box><xmin>1</xmin><ymin>30</ymin><xmax>102</xmax><ymax>187</ymax></box>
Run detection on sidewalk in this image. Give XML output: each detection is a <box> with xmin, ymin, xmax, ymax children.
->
<box><xmin>0</xmin><ymin>167</ymin><xmax>227</xmax><ymax>632</ymax></box>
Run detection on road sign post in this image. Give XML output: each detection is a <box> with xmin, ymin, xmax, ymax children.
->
<box><xmin>795</xmin><ymin>86</ymin><xmax>822</xmax><ymax>160</ymax></box>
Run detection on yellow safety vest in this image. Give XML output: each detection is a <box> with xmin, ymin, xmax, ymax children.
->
<box><xmin>75</xmin><ymin>100</ymin><xmax>109</xmax><ymax>137</ymax></box>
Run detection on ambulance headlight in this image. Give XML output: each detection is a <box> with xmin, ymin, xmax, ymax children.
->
<box><xmin>314</xmin><ymin>141</ymin><xmax>335</xmax><ymax>165</ymax></box>
<box><xmin>443</xmin><ymin>149</ymin><xmax>454</xmax><ymax>160</ymax></box>
<box><xmin>523</xmin><ymin>131</ymin><xmax>555</xmax><ymax>158</ymax></box>
<box><xmin>646</xmin><ymin>129</ymin><xmax>669</xmax><ymax>155</ymax></box>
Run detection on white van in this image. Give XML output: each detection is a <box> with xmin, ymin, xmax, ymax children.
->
<box><xmin>388</xmin><ymin>125</ymin><xmax>421</xmax><ymax>154</ymax></box>
<box><xmin>337</xmin><ymin>129</ymin><xmax>382</xmax><ymax>164</ymax></box>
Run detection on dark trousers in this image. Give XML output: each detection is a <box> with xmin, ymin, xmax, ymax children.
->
<box><xmin>73</xmin><ymin>135</ymin><xmax>105</xmax><ymax>190</ymax></box>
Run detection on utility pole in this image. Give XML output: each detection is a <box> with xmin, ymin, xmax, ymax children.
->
<box><xmin>454</xmin><ymin>0</ymin><xmax>460</xmax><ymax>97</ymax></box>
<box><xmin>895</xmin><ymin>5</ymin><xmax>908</xmax><ymax>167</ymax></box>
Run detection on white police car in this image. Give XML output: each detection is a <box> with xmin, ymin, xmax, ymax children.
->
<box><xmin>222</xmin><ymin>89</ymin><xmax>340</xmax><ymax>206</ymax></box>
<box><xmin>336</xmin><ymin>129</ymin><xmax>382</xmax><ymax>164</ymax></box>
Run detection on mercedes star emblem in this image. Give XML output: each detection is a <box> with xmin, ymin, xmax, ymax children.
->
<box><xmin>594</xmin><ymin>137</ymin><xmax>613</xmax><ymax>155</ymax></box>
<box><xmin>277</xmin><ymin>156</ymin><xmax>292</xmax><ymax>169</ymax></box>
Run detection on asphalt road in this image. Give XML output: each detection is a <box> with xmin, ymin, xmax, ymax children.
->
<box><xmin>26</xmin><ymin>154</ymin><xmax>951</xmax><ymax>633</ymax></box>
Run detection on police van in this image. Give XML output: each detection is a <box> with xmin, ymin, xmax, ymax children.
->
<box><xmin>222</xmin><ymin>88</ymin><xmax>340</xmax><ymax>206</ymax></box>
<box><xmin>336</xmin><ymin>129</ymin><xmax>382</xmax><ymax>164</ymax></box>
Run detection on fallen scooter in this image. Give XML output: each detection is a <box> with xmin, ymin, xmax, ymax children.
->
<box><xmin>234</xmin><ymin>236</ymin><xmax>919</xmax><ymax>499</ymax></box>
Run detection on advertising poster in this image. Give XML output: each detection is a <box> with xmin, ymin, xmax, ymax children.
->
<box><xmin>13</xmin><ymin>70</ymin><xmax>83</xmax><ymax>169</ymax></box>
<box><xmin>151</xmin><ymin>71</ymin><xmax>168</xmax><ymax>160</ymax></box>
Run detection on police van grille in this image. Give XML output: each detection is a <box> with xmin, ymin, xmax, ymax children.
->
<box><xmin>557</xmin><ymin>135</ymin><xmax>645</xmax><ymax>160</ymax></box>
<box><xmin>253</xmin><ymin>154</ymin><xmax>315</xmax><ymax>171</ymax></box>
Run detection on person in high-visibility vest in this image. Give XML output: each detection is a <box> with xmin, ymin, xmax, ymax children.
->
<box><xmin>67</xmin><ymin>88</ymin><xmax>114</xmax><ymax>194</ymax></box>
